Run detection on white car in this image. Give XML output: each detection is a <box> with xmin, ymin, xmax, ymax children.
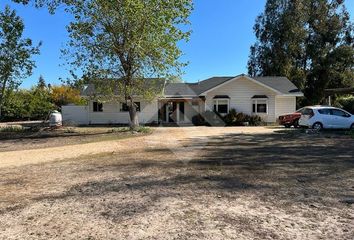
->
<box><xmin>299</xmin><ymin>106</ymin><xmax>354</xmax><ymax>130</ymax></box>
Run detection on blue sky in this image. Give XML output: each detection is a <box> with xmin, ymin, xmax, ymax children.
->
<box><xmin>0</xmin><ymin>0</ymin><xmax>353</xmax><ymax>88</ymax></box>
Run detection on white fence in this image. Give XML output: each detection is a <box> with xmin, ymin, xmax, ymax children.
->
<box><xmin>62</xmin><ymin>105</ymin><xmax>89</xmax><ymax>125</ymax></box>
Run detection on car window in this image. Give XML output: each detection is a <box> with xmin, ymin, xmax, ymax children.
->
<box><xmin>318</xmin><ymin>109</ymin><xmax>331</xmax><ymax>115</ymax></box>
<box><xmin>302</xmin><ymin>108</ymin><xmax>314</xmax><ymax>115</ymax></box>
<box><xmin>331</xmin><ymin>109</ymin><xmax>350</xmax><ymax>117</ymax></box>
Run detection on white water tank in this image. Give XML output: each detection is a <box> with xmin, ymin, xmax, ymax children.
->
<box><xmin>49</xmin><ymin>110</ymin><xmax>62</xmax><ymax>127</ymax></box>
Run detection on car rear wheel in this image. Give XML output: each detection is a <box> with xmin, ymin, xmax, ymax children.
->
<box><xmin>312</xmin><ymin>122</ymin><xmax>323</xmax><ymax>131</ymax></box>
<box><xmin>293</xmin><ymin>120</ymin><xmax>299</xmax><ymax>128</ymax></box>
<box><xmin>351</xmin><ymin>123</ymin><xmax>354</xmax><ymax>130</ymax></box>
<box><xmin>284</xmin><ymin>124</ymin><xmax>291</xmax><ymax>128</ymax></box>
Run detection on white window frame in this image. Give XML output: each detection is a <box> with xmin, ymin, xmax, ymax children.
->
<box><xmin>252</xmin><ymin>99</ymin><xmax>268</xmax><ymax>114</ymax></box>
<box><xmin>213</xmin><ymin>98</ymin><xmax>230</xmax><ymax>114</ymax></box>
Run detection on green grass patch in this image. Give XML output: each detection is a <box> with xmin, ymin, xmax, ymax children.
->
<box><xmin>0</xmin><ymin>126</ymin><xmax>27</xmax><ymax>133</ymax></box>
<box><xmin>135</xmin><ymin>126</ymin><xmax>152</xmax><ymax>134</ymax></box>
<box><xmin>109</xmin><ymin>126</ymin><xmax>152</xmax><ymax>134</ymax></box>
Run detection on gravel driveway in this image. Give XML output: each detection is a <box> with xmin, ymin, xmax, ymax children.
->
<box><xmin>0</xmin><ymin>127</ymin><xmax>353</xmax><ymax>240</ymax></box>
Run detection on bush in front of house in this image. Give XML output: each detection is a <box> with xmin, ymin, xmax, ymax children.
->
<box><xmin>192</xmin><ymin>109</ymin><xmax>263</xmax><ymax>126</ymax></box>
<box><xmin>192</xmin><ymin>113</ymin><xmax>206</xmax><ymax>126</ymax></box>
<box><xmin>223</xmin><ymin>108</ymin><xmax>263</xmax><ymax>126</ymax></box>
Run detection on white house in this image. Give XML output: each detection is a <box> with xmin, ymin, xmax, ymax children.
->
<box><xmin>62</xmin><ymin>74</ymin><xmax>303</xmax><ymax>125</ymax></box>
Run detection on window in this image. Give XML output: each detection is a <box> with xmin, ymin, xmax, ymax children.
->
<box><xmin>93</xmin><ymin>102</ymin><xmax>103</xmax><ymax>112</ymax></box>
<box><xmin>318</xmin><ymin>109</ymin><xmax>331</xmax><ymax>115</ymax></box>
<box><xmin>331</xmin><ymin>109</ymin><xmax>350</xmax><ymax>117</ymax></box>
<box><xmin>252</xmin><ymin>100</ymin><xmax>267</xmax><ymax>114</ymax></box>
<box><xmin>121</xmin><ymin>102</ymin><xmax>141</xmax><ymax>112</ymax></box>
<box><xmin>213</xmin><ymin>99</ymin><xmax>229</xmax><ymax>114</ymax></box>
<box><xmin>302</xmin><ymin>108</ymin><xmax>314</xmax><ymax>116</ymax></box>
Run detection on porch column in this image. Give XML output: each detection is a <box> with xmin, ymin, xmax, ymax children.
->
<box><xmin>165</xmin><ymin>104</ymin><xmax>169</xmax><ymax>123</ymax></box>
<box><xmin>177</xmin><ymin>103</ymin><xmax>180</xmax><ymax>123</ymax></box>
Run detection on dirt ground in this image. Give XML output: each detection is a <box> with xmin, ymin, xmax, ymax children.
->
<box><xmin>0</xmin><ymin>127</ymin><xmax>147</xmax><ymax>152</ymax></box>
<box><xmin>0</xmin><ymin>127</ymin><xmax>353</xmax><ymax>239</ymax></box>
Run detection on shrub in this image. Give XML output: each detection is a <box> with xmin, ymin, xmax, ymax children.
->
<box><xmin>335</xmin><ymin>96</ymin><xmax>354</xmax><ymax>114</ymax></box>
<box><xmin>192</xmin><ymin>109</ymin><xmax>263</xmax><ymax>126</ymax></box>
<box><xmin>248</xmin><ymin>115</ymin><xmax>263</xmax><ymax>126</ymax></box>
<box><xmin>192</xmin><ymin>113</ymin><xmax>206</xmax><ymax>126</ymax></box>
<box><xmin>1</xmin><ymin>88</ymin><xmax>55</xmax><ymax>121</ymax></box>
<box><xmin>223</xmin><ymin>108</ymin><xmax>263</xmax><ymax>126</ymax></box>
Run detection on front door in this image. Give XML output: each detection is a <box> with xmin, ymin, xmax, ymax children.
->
<box><xmin>167</xmin><ymin>102</ymin><xmax>177</xmax><ymax>123</ymax></box>
<box><xmin>179</xmin><ymin>102</ymin><xmax>185</xmax><ymax>122</ymax></box>
<box><xmin>164</xmin><ymin>101</ymin><xmax>185</xmax><ymax>123</ymax></box>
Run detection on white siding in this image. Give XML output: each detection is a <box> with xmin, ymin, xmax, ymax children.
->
<box><xmin>275</xmin><ymin>96</ymin><xmax>297</xmax><ymax>118</ymax></box>
<box><xmin>205</xmin><ymin>76</ymin><xmax>277</xmax><ymax>122</ymax></box>
<box><xmin>88</xmin><ymin>100</ymin><xmax>158</xmax><ymax>124</ymax></box>
<box><xmin>62</xmin><ymin>105</ymin><xmax>89</xmax><ymax>125</ymax></box>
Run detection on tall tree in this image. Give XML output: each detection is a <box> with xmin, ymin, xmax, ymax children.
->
<box><xmin>248</xmin><ymin>0</ymin><xmax>354</xmax><ymax>105</ymax></box>
<box><xmin>0</xmin><ymin>5</ymin><xmax>41</xmax><ymax>116</ymax></box>
<box><xmin>64</xmin><ymin>0</ymin><xmax>192</xmax><ymax>129</ymax></box>
<box><xmin>13</xmin><ymin>0</ymin><xmax>192</xmax><ymax>129</ymax></box>
<box><xmin>37</xmin><ymin>75</ymin><xmax>46</xmax><ymax>89</ymax></box>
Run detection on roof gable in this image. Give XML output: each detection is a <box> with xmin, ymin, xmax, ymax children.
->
<box><xmin>164</xmin><ymin>75</ymin><xmax>303</xmax><ymax>97</ymax></box>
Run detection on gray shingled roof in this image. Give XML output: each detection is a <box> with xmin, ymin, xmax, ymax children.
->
<box><xmin>164</xmin><ymin>77</ymin><xmax>234</xmax><ymax>96</ymax></box>
<box><xmin>81</xmin><ymin>78</ymin><xmax>165</xmax><ymax>96</ymax></box>
<box><xmin>164</xmin><ymin>75</ymin><xmax>302</xmax><ymax>96</ymax></box>
<box><xmin>81</xmin><ymin>75</ymin><xmax>303</xmax><ymax>97</ymax></box>
<box><xmin>163</xmin><ymin>82</ymin><xmax>199</xmax><ymax>96</ymax></box>
<box><xmin>252</xmin><ymin>76</ymin><xmax>302</xmax><ymax>94</ymax></box>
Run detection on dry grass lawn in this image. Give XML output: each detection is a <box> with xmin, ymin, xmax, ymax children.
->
<box><xmin>0</xmin><ymin>127</ymin><xmax>353</xmax><ymax>239</ymax></box>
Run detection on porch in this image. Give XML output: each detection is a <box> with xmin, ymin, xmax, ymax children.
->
<box><xmin>158</xmin><ymin>97</ymin><xmax>206</xmax><ymax>124</ymax></box>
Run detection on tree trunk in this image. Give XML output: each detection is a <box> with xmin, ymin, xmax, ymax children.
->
<box><xmin>129</xmin><ymin>101</ymin><xmax>139</xmax><ymax>131</ymax></box>
<box><xmin>0</xmin><ymin>82</ymin><xmax>6</xmax><ymax>118</ymax></box>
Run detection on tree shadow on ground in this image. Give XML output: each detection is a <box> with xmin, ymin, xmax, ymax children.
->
<box><xmin>1</xmin><ymin>130</ymin><xmax>353</xmax><ymax>222</ymax></box>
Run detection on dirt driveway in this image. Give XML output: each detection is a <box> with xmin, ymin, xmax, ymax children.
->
<box><xmin>0</xmin><ymin>127</ymin><xmax>276</xmax><ymax>168</ymax></box>
<box><xmin>0</xmin><ymin>127</ymin><xmax>353</xmax><ymax>239</ymax></box>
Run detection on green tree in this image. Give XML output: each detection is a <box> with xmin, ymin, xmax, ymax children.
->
<box><xmin>0</xmin><ymin>5</ymin><xmax>41</xmax><ymax>116</ymax></box>
<box><xmin>29</xmin><ymin>85</ymin><xmax>55</xmax><ymax>119</ymax></box>
<box><xmin>166</xmin><ymin>76</ymin><xmax>184</xmax><ymax>83</ymax></box>
<box><xmin>63</xmin><ymin>0</ymin><xmax>192</xmax><ymax>129</ymax></box>
<box><xmin>15</xmin><ymin>0</ymin><xmax>193</xmax><ymax>129</ymax></box>
<box><xmin>1</xmin><ymin>86</ymin><xmax>54</xmax><ymax>121</ymax></box>
<box><xmin>37</xmin><ymin>75</ymin><xmax>46</xmax><ymax>89</ymax></box>
<box><xmin>248</xmin><ymin>0</ymin><xmax>354</xmax><ymax>105</ymax></box>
